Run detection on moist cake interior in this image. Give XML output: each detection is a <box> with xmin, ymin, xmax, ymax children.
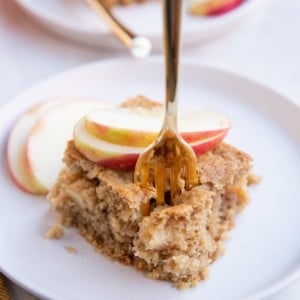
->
<box><xmin>48</xmin><ymin>108</ymin><xmax>253</xmax><ymax>289</ymax></box>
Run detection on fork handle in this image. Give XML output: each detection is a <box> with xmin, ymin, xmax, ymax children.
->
<box><xmin>87</xmin><ymin>0</ymin><xmax>134</xmax><ymax>47</ymax></box>
<box><xmin>163</xmin><ymin>0</ymin><xmax>182</xmax><ymax>128</ymax></box>
<box><xmin>87</xmin><ymin>0</ymin><xmax>152</xmax><ymax>58</ymax></box>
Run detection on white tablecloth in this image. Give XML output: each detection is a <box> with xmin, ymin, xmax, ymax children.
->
<box><xmin>1</xmin><ymin>0</ymin><xmax>299</xmax><ymax>299</ymax></box>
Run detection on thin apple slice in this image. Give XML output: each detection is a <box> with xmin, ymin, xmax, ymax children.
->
<box><xmin>7</xmin><ymin>100</ymin><xmax>64</xmax><ymax>194</ymax></box>
<box><xmin>188</xmin><ymin>0</ymin><xmax>243</xmax><ymax>16</ymax></box>
<box><xmin>74</xmin><ymin>118</ymin><xmax>141</xmax><ymax>170</ymax></box>
<box><xmin>85</xmin><ymin>107</ymin><xmax>230</xmax><ymax>147</ymax></box>
<box><xmin>74</xmin><ymin>118</ymin><xmax>228</xmax><ymax>170</ymax></box>
<box><xmin>25</xmin><ymin>100</ymin><xmax>109</xmax><ymax>192</ymax></box>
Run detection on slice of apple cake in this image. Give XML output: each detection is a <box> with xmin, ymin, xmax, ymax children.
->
<box><xmin>47</xmin><ymin>97</ymin><xmax>253</xmax><ymax>289</ymax></box>
<box><xmin>48</xmin><ymin>141</ymin><xmax>252</xmax><ymax>288</ymax></box>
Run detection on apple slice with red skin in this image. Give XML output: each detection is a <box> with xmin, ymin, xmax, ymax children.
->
<box><xmin>85</xmin><ymin>107</ymin><xmax>230</xmax><ymax>147</ymax></box>
<box><xmin>74</xmin><ymin>118</ymin><xmax>229</xmax><ymax>171</ymax></box>
<box><xmin>6</xmin><ymin>100</ymin><xmax>65</xmax><ymax>194</ymax></box>
<box><xmin>189</xmin><ymin>0</ymin><xmax>243</xmax><ymax>16</ymax></box>
<box><xmin>25</xmin><ymin>100</ymin><xmax>110</xmax><ymax>193</ymax></box>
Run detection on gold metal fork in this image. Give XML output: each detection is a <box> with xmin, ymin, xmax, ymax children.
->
<box><xmin>134</xmin><ymin>0</ymin><xmax>199</xmax><ymax>215</ymax></box>
<box><xmin>86</xmin><ymin>0</ymin><xmax>152</xmax><ymax>58</ymax></box>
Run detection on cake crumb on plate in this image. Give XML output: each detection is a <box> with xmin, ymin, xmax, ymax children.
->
<box><xmin>65</xmin><ymin>246</ymin><xmax>77</xmax><ymax>254</ymax></box>
<box><xmin>44</xmin><ymin>223</ymin><xmax>64</xmax><ymax>239</ymax></box>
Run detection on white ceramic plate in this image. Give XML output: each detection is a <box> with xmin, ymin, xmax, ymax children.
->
<box><xmin>0</xmin><ymin>58</ymin><xmax>300</xmax><ymax>300</ymax></box>
<box><xmin>15</xmin><ymin>0</ymin><xmax>259</xmax><ymax>50</ymax></box>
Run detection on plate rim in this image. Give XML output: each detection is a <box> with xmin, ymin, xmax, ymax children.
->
<box><xmin>0</xmin><ymin>57</ymin><xmax>300</xmax><ymax>300</ymax></box>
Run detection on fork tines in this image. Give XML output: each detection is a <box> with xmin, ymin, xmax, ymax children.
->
<box><xmin>135</xmin><ymin>135</ymin><xmax>199</xmax><ymax>215</ymax></box>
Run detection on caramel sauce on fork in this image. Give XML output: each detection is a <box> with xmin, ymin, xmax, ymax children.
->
<box><xmin>135</xmin><ymin>131</ymin><xmax>199</xmax><ymax>216</ymax></box>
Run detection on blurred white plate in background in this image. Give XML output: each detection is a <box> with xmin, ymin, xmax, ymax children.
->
<box><xmin>15</xmin><ymin>0</ymin><xmax>259</xmax><ymax>50</ymax></box>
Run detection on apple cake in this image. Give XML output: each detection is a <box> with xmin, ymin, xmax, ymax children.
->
<box><xmin>102</xmin><ymin>0</ymin><xmax>149</xmax><ymax>8</ymax></box>
<box><xmin>47</xmin><ymin>97</ymin><xmax>254</xmax><ymax>289</ymax></box>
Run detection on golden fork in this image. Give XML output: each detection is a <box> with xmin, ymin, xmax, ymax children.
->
<box><xmin>134</xmin><ymin>0</ymin><xmax>199</xmax><ymax>215</ymax></box>
<box><xmin>86</xmin><ymin>0</ymin><xmax>152</xmax><ymax>58</ymax></box>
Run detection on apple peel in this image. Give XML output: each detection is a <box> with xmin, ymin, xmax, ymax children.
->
<box><xmin>7</xmin><ymin>100</ymin><xmax>63</xmax><ymax>194</ymax></box>
<box><xmin>25</xmin><ymin>100</ymin><xmax>110</xmax><ymax>192</ymax></box>
<box><xmin>74</xmin><ymin>117</ymin><xmax>229</xmax><ymax>170</ymax></box>
<box><xmin>85</xmin><ymin>107</ymin><xmax>230</xmax><ymax>147</ymax></box>
<box><xmin>188</xmin><ymin>0</ymin><xmax>243</xmax><ymax>16</ymax></box>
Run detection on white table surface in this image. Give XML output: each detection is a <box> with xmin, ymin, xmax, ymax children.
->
<box><xmin>1</xmin><ymin>0</ymin><xmax>300</xmax><ymax>299</ymax></box>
